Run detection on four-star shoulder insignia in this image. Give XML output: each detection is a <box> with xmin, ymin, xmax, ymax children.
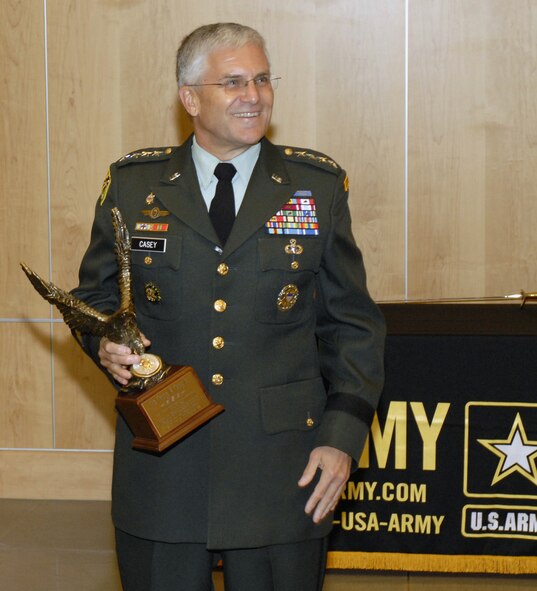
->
<box><xmin>281</xmin><ymin>146</ymin><xmax>340</xmax><ymax>173</ymax></box>
<box><xmin>117</xmin><ymin>147</ymin><xmax>174</xmax><ymax>167</ymax></box>
<box><xmin>99</xmin><ymin>147</ymin><xmax>176</xmax><ymax>205</ymax></box>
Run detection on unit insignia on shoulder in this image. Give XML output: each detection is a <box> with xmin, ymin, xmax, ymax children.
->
<box><xmin>281</xmin><ymin>146</ymin><xmax>340</xmax><ymax>173</ymax></box>
<box><xmin>99</xmin><ymin>167</ymin><xmax>112</xmax><ymax>206</ymax></box>
<box><xmin>117</xmin><ymin>147</ymin><xmax>174</xmax><ymax>166</ymax></box>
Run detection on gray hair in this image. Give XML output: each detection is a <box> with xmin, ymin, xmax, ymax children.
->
<box><xmin>176</xmin><ymin>23</ymin><xmax>269</xmax><ymax>87</ymax></box>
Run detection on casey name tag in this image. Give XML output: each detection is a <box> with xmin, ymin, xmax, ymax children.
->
<box><xmin>131</xmin><ymin>236</ymin><xmax>167</xmax><ymax>253</ymax></box>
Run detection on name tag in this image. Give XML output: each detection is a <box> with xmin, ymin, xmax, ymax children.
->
<box><xmin>131</xmin><ymin>236</ymin><xmax>167</xmax><ymax>252</ymax></box>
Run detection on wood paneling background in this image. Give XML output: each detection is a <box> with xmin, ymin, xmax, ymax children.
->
<box><xmin>1</xmin><ymin>0</ymin><xmax>536</xmax><ymax>585</ymax></box>
<box><xmin>408</xmin><ymin>0</ymin><xmax>537</xmax><ymax>298</ymax></box>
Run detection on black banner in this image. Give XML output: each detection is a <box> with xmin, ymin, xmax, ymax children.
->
<box><xmin>328</xmin><ymin>328</ymin><xmax>537</xmax><ymax>574</ymax></box>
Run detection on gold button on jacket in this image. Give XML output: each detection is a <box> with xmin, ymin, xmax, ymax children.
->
<box><xmin>212</xmin><ymin>336</ymin><xmax>225</xmax><ymax>349</ymax></box>
<box><xmin>217</xmin><ymin>263</ymin><xmax>229</xmax><ymax>276</ymax></box>
<box><xmin>214</xmin><ymin>299</ymin><xmax>227</xmax><ymax>312</ymax></box>
<box><xmin>212</xmin><ymin>373</ymin><xmax>224</xmax><ymax>386</ymax></box>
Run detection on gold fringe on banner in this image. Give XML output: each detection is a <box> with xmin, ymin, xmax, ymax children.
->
<box><xmin>327</xmin><ymin>551</ymin><xmax>537</xmax><ymax>575</ymax></box>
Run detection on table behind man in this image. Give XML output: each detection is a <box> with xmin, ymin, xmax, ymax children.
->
<box><xmin>72</xmin><ymin>22</ymin><xmax>386</xmax><ymax>591</ymax></box>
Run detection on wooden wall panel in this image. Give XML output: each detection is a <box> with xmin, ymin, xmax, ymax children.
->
<box><xmin>1</xmin><ymin>0</ymin><xmax>49</xmax><ymax>318</ymax></box>
<box><xmin>45</xmin><ymin>2</ymin><xmax>123</xmax><ymax>452</ymax></box>
<box><xmin>0</xmin><ymin>450</ymin><xmax>112</xmax><ymax>500</ymax></box>
<box><xmin>117</xmin><ymin>0</ymin><xmax>192</xmax><ymax>150</ymax></box>
<box><xmin>483</xmin><ymin>1</ymin><xmax>537</xmax><ymax>295</ymax></box>
<box><xmin>0</xmin><ymin>323</ymin><xmax>52</xmax><ymax>448</ymax></box>
<box><xmin>408</xmin><ymin>0</ymin><xmax>488</xmax><ymax>299</ymax></box>
<box><xmin>408</xmin><ymin>0</ymin><xmax>537</xmax><ymax>299</ymax></box>
<box><xmin>47</xmin><ymin>0</ymin><xmax>122</xmax><ymax>293</ymax></box>
<box><xmin>316</xmin><ymin>0</ymin><xmax>406</xmax><ymax>299</ymax></box>
<box><xmin>53</xmin><ymin>324</ymin><xmax>116</xmax><ymax>450</ymax></box>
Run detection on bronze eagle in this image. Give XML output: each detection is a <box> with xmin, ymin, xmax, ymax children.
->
<box><xmin>20</xmin><ymin>207</ymin><xmax>145</xmax><ymax>357</ymax></box>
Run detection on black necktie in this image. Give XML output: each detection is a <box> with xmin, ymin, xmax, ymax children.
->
<box><xmin>209</xmin><ymin>163</ymin><xmax>236</xmax><ymax>245</ymax></box>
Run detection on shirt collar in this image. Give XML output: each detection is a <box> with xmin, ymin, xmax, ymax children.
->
<box><xmin>191</xmin><ymin>136</ymin><xmax>261</xmax><ymax>189</ymax></box>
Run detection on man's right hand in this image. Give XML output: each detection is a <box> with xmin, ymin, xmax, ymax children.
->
<box><xmin>98</xmin><ymin>336</ymin><xmax>151</xmax><ymax>386</ymax></box>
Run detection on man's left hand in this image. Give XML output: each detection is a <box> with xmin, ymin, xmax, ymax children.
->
<box><xmin>298</xmin><ymin>446</ymin><xmax>351</xmax><ymax>524</ymax></box>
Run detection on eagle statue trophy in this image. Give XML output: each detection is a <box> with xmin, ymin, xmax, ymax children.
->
<box><xmin>20</xmin><ymin>207</ymin><xmax>172</xmax><ymax>393</ymax></box>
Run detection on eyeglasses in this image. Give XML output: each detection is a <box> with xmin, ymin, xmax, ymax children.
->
<box><xmin>187</xmin><ymin>75</ymin><xmax>281</xmax><ymax>95</ymax></box>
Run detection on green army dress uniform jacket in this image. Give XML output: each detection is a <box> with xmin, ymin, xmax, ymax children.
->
<box><xmin>72</xmin><ymin>135</ymin><xmax>386</xmax><ymax>550</ymax></box>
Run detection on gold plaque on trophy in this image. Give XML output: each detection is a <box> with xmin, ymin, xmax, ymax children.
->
<box><xmin>21</xmin><ymin>207</ymin><xmax>224</xmax><ymax>453</ymax></box>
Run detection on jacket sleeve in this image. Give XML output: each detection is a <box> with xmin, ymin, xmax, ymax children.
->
<box><xmin>71</xmin><ymin>165</ymin><xmax>121</xmax><ymax>373</ymax></box>
<box><xmin>314</xmin><ymin>168</ymin><xmax>386</xmax><ymax>466</ymax></box>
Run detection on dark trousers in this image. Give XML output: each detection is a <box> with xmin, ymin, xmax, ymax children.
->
<box><xmin>116</xmin><ymin>528</ymin><xmax>328</xmax><ymax>591</ymax></box>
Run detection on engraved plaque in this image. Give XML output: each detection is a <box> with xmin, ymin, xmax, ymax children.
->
<box><xmin>116</xmin><ymin>365</ymin><xmax>224</xmax><ymax>452</ymax></box>
<box><xmin>141</xmin><ymin>371</ymin><xmax>210</xmax><ymax>436</ymax></box>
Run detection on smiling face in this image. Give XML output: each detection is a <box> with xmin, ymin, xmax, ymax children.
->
<box><xmin>179</xmin><ymin>42</ymin><xmax>274</xmax><ymax>161</ymax></box>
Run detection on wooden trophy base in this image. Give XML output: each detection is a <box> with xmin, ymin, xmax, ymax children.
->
<box><xmin>115</xmin><ymin>365</ymin><xmax>224</xmax><ymax>452</ymax></box>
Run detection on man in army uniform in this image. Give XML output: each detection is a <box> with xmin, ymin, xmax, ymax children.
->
<box><xmin>73</xmin><ymin>22</ymin><xmax>385</xmax><ymax>591</ymax></box>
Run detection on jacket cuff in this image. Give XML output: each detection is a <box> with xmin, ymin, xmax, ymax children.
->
<box><xmin>315</xmin><ymin>393</ymin><xmax>376</xmax><ymax>469</ymax></box>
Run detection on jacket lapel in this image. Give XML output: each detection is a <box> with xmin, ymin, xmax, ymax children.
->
<box><xmin>223</xmin><ymin>139</ymin><xmax>293</xmax><ymax>257</ymax></box>
<box><xmin>151</xmin><ymin>138</ymin><xmax>219</xmax><ymax>244</ymax></box>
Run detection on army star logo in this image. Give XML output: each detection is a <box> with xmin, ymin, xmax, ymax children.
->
<box><xmin>478</xmin><ymin>413</ymin><xmax>537</xmax><ymax>486</ymax></box>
